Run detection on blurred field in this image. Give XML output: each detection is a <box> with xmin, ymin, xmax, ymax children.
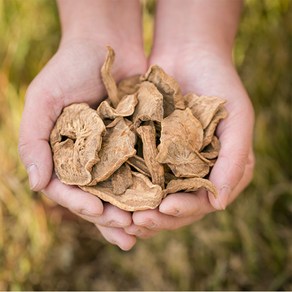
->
<box><xmin>0</xmin><ymin>0</ymin><xmax>291</xmax><ymax>290</ymax></box>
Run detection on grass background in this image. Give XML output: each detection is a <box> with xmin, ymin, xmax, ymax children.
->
<box><xmin>0</xmin><ymin>0</ymin><xmax>291</xmax><ymax>290</ymax></box>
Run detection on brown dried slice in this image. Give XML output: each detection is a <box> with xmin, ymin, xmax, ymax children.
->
<box><xmin>50</xmin><ymin>103</ymin><xmax>105</xmax><ymax>186</ymax></box>
<box><xmin>117</xmin><ymin>74</ymin><xmax>141</xmax><ymax>100</ymax></box>
<box><xmin>89</xmin><ymin>118</ymin><xmax>136</xmax><ymax>185</ymax></box>
<box><xmin>184</xmin><ymin>93</ymin><xmax>226</xmax><ymax>129</ymax></box>
<box><xmin>143</xmin><ymin>65</ymin><xmax>185</xmax><ymax>116</ymax></box>
<box><xmin>157</xmin><ymin>107</ymin><xmax>203</xmax><ymax>157</ymax></box>
<box><xmin>137</xmin><ymin>122</ymin><xmax>165</xmax><ymax>187</ymax></box>
<box><xmin>132</xmin><ymin>81</ymin><xmax>164</xmax><ymax>127</ymax></box>
<box><xmin>97</xmin><ymin>94</ymin><xmax>138</xmax><ymax>120</ymax></box>
<box><xmin>126</xmin><ymin>155</ymin><xmax>151</xmax><ymax>177</ymax></box>
<box><xmin>101</xmin><ymin>46</ymin><xmax>119</xmax><ymax>107</ymax></box>
<box><xmin>111</xmin><ymin>164</ymin><xmax>133</xmax><ymax>195</ymax></box>
<box><xmin>80</xmin><ymin>172</ymin><xmax>163</xmax><ymax>211</ymax></box>
<box><xmin>160</xmin><ymin>140</ymin><xmax>211</xmax><ymax>178</ymax></box>
<box><xmin>162</xmin><ymin>177</ymin><xmax>218</xmax><ymax>198</ymax></box>
<box><xmin>201</xmin><ymin>136</ymin><xmax>221</xmax><ymax>160</ymax></box>
<box><xmin>202</xmin><ymin>107</ymin><xmax>228</xmax><ymax>148</ymax></box>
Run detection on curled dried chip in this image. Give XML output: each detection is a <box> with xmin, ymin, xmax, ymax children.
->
<box><xmin>143</xmin><ymin>65</ymin><xmax>185</xmax><ymax>116</ymax></box>
<box><xmin>126</xmin><ymin>155</ymin><xmax>151</xmax><ymax>177</ymax></box>
<box><xmin>202</xmin><ymin>107</ymin><xmax>228</xmax><ymax>148</ymax></box>
<box><xmin>101</xmin><ymin>46</ymin><xmax>119</xmax><ymax>107</ymax></box>
<box><xmin>132</xmin><ymin>81</ymin><xmax>164</xmax><ymax>127</ymax></box>
<box><xmin>137</xmin><ymin>122</ymin><xmax>165</xmax><ymax>187</ymax></box>
<box><xmin>201</xmin><ymin>136</ymin><xmax>221</xmax><ymax>160</ymax></box>
<box><xmin>89</xmin><ymin>118</ymin><xmax>136</xmax><ymax>185</ymax></box>
<box><xmin>50</xmin><ymin>103</ymin><xmax>105</xmax><ymax>186</ymax></box>
<box><xmin>97</xmin><ymin>94</ymin><xmax>138</xmax><ymax>120</ymax></box>
<box><xmin>80</xmin><ymin>172</ymin><xmax>163</xmax><ymax>211</ymax></box>
<box><xmin>163</xmin><ymin>177</ymin><xmax>218</xmax><ymax>198</ymax></box>
<box><xmin>111</xmin><ymin>164</ymin><xmax>133</xmax><ymax>195</ymax></box>
<box><xmin>117</xmin><ymin>74</ymin><xmax>141</xmax><ymax>100</ymax></box>
<box><xmin>184</xmin><ymin>94</ymin><xmax>226</xmax><ymax>129</ymax></box>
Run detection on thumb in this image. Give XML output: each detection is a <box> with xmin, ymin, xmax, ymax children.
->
<box><xmin>19</xmin><ymin>86</ymin><xmax>62</xmax><ymax>191</ymax></box>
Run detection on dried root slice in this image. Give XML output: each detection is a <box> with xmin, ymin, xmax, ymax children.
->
<box><xmin>101</xmin><ymin>46</ymin><xmax>119</xmax><ymax>107</ymax></box>
<box><xmin>184</xmin><ymin>94</ymin><xmax>226</xmax><ymax>129</ymax></box>
<box><xmin>163</xmin><ymin>177</ymin><xmax>218</xmax><ymax>198</ymax></box>
<box><xmin>117</xmin><ymin>75</ymin><xmax>141</xmax><ymax>100</ymax></box>
<box><xmin>90</xmin><ymin>118</ymin><xmax>136</xmax><ymax>185</ymax></box>
<box><xmin>111</xmin><ymin>164</ymin><xmax>133</xmax><ymax>195</ymax></box>
<box><xmin>201</xmin><ymin>136</ymin><xmax>221</xmax><ymax>160</ymax></box>
<box><xmin>202</xmin><ymin>107</ymin><xmax>228</xmax><ymax>148</ymax></box>
<box><xmin>80</xmin><ymin>172</ymin><xmax>163</xmax><ymax>211</ymax></box>
<box><xmin>133</xmin><ymin>81</ymin><xmax>164</xmax><ymax>127</ymax></box>
<box><xmin>50</xmin><ymin>103</ymin><xmax>105</xmax><ymax>186</ymax></box>
<box><xmin>97</xmin><ymin>94</ymin><xmax>138</xmax><ymax>120</ymax></box>
<box><xmin>143</xmin><ymin>65</ymin><xmax>185</xmax><ymax>116</ymax></box>
<box><xmin>137</xmin><ymin>122</ymin><xmax>165</xmax><ymax>188</ymax></box>
<box><xmin>126</xmin><ymin>155</ymin><xmax>151</xmax><ymax>177</ymax></box>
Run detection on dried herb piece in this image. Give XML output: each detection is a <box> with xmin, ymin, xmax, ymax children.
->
<box><xmin>137</xmin><ymin>122</ymin><xmax>165</xmax><ymax>187</ymax></box>
<box><xmin>202</xmin><ymin>107</ymin><xmax>228</xmax><ymax>148</ymax></box>
<box><xmin>132</xmin><ymin>81</ymin><xmax>164</xmax><ymax>127</ymax></box>
<box><xmin>184</xmin><ymin>93</ymin><xmax>226</xmax><ymax>129</ymax></box>
<box><xmin>80</xmin><ymin>172</ymin><xmax>163</xmax><ymax>211</ymax></box>
<box><xmin>201</xmin><ymin>136</ymin><xmax>221</xmax><ymax>160</ymax></box>
<box><xmin>97</xmin><ymin>94</ymin><xmax>138</xmax><ymax>120</ymax></box>
<box><xmin>163</xmin><ymin>177</ymin><xmax>218</xmax><ymax>198</ymax></box>
<box><xmin>126</xmin><ymin>155</ymin><xmax>151</xmax><ymax>177</ymax></box>
<box><xmin>50</xmin><ymin>103</ymin><xmax>105</xmax><ymax>186</ymax></box>
<box><xmin>117</xmin><ymin>75</ymin><xmax>141</xmax><ymax>100</ymax></box>
<box><xmin>143</xmin><ymin>65</ymin><xmax>185</xmax><ymax>116</ymax></box>
<box><xmin>111</xmin><ymin>164</ymin><xmax>133</xmax><ymax>195</ymax></box>
<box><xmin>89</xmin><ymin>118</ymin><xmax>136</xmax><ymax>185</ymax></box>
<box><xmin>101</xmin><ymin>46</ymin><xmax>119</xmax><ymax>107</ymax></box>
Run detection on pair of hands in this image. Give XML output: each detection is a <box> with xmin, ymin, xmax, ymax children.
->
<box><xmin>19</xmin><ymin>36</ymin><xmax>254</xmax><ymax>250</ymax></box>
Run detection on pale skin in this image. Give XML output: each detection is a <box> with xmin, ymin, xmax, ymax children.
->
<box><xmin>19</xmin><ymin>0</ymin><xmax>255</xmax><ymax>250</ymax></box>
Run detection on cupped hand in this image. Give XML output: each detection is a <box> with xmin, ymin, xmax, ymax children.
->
<box><xmin>125</xmin><ymin>46</ymin><xmax>255</xmax><ymax>239</ymax></box>
<box><xmin>19</xmin><ymin>38</ymin><xmax>147</xmax><ymax>250</ymax></box>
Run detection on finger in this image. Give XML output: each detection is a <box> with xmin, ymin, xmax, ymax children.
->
<box><xmin>97</xmin><ymin>225</ymin><xmax>136</xmax><ymax>251</ymax></box>
<box><xmin>19</xmin><ymin>85</ymin><xmax>63</xmax><ymax>191</ymax></box>
<box><xmin>208</xmin><ymin>106</ymin><xmax>254</xmax><ymax>210</ymax></box>
<box><xmin>43</xmin><ymin>175</ymin><xmax>103</xmax><ymax>217</ymax></box>
<box><xmin>80</xmin><ymin>203</ymin><xmax>133</xmax><ymax>228</ymax></box>
<box><xmin>124</xmin><ymin>224</ymin><xmax>158</xmax><ymax>239</ymax></box>
<box><xmin>133</xmin><ymin>208</ymin><xmax>204</xmax><ymax>231</ymax></box>
<box><xmin>159</xmin><ymin>188</ymin><xmax>215</xmax><ymax>217</ymax></box>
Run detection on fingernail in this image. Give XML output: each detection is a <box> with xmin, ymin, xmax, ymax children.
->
<box><xmin>27</xmin><ymin>164</ymin><xmax>39</xmax><ymax>190</ymax></box>
<box><xmin>217</xmin><ymin>185</ymin><xmax>231</xmax><ymax>210</ymax></box>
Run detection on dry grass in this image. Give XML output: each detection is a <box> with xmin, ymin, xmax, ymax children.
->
<box><xmin>0</xmin><ymin>0</ymin><xmax>291</xmax><ymax>290</ymax></box>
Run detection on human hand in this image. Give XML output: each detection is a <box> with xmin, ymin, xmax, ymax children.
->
<box><xmin>125</xmin><ymin>45</ymin><xmax>255</xmax><ymax>239</ymax></box>
<box><xmin>19</xmin><ymin>15</ymin><xmax>147</xmax><ymax>250</ymax></box>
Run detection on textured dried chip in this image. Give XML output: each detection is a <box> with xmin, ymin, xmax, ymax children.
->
<box><xmin>97</xmin><ymin>94</ymin><xmax>138</xmax><ymax>120</ymax></box>
<box><xmin>80</xmin><ymin>172</ymin><xmax>163</xmax><ymax>211</ymax></box>
<box><xmin>90</xmin><ymin>118</ymin><xmax>136</xmax><ymax>185</ymax></box>
<box><xmin>201</xmin><ymin>136</ymin><xmax>221</xmax><ymax>160</ymax></box>
<box><xmin>50</xmin><ymin>103</ymin><xmax>105</xmax><ymax>186</ymax></box>
<box><xmin>184</xmin><ymin>94</ymin><xmax>226</xmax><ymax>129</ymax></box>
<box><xmin>202</xmin><ymin>107</ymin><xmax>228</xmax><ymax>148</ymax></box>
<box><xmin>163</xmin><ymin>177</ymin><xmax>218</xmax><ymax>198</ymax></box>
<box><xmin>143</xmin><ymin>65</ymin><xmax>185</xmax><ymax>116</ymax></box>
<box><xmin>117</xmin><ymin>75</ymin><xmax>141</xmax><ymax>100</ymax></box>
<box><xmin>132</xmin><ymin>81</ymin><xmax>164</xmax><ymax>127</ymax></box>
<box><xmin>126</xmin><ymin>155</ymin><xmax>151</xmax><ymax>177</ymax></box>
<box><xmin>137</xmin><ymin>122</ymin><xmax>165</xmax><ymax>187</ymax></box>
<box><xmin>101</xmin><ymin>46</ymin><xmax>119</xmax><ymax>107</ymax></box>
<box><xmin>111</xmin><ymin>164</ymin><xmax>133</xmax><ymax>195</ymax></box>
<box><xmin>157</xmin><ymin>108</ymin><xmax>203</xmax><ymax>154</ymax></box>
<box><xmin>161</xmin><ymin>141</ymin><xmax>210</xmax><ymax>177</ymax></box>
